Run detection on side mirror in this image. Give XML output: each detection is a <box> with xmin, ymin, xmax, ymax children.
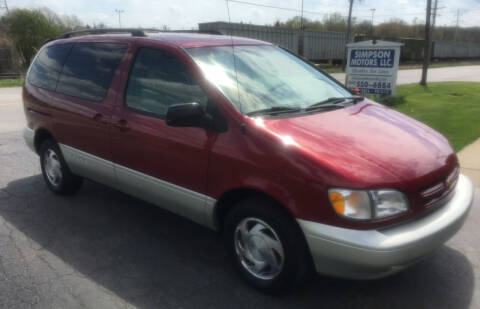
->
<box><xmin>166</xmin><ymin>102</ymin><xmax>208</xmax><ymax>128</ymax></box>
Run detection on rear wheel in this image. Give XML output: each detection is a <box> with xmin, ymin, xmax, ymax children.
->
<box><xmin>223</xmin><ymin>197</ymin><xmax>313</xmax><ymax>293</ymax></box>
<box><xmin>40</xmin><ymin>139</ymin><xmax>83</xmax><ymax>195</ymax></box>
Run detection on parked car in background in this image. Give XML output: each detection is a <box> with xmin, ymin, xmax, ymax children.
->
<box><xmin>22</xmin><ymin>29</ymin><xmax>474</xmax><ymax>293</ymax></box>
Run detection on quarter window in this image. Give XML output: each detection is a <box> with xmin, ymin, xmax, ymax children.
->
<box><xmin>28</xmin><ymin>43</ymin><xmax>72</xmax><ymax>91</ymax></box>
<box><xmin>125</xmin><ymin>48</ymin><xmax>208</xmax><ymax>117</ymax></box>
<box><xmin>56</xmin><ymin>43</ymin><xmax>127</xmax><ymax>101</ymax></box>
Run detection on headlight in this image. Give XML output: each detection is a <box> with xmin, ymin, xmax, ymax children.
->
<box><xmin>370</xmin><ymin>190</ymin><xmax>408</xmax><ymax>218</ymax></box>
<box><xmin>328</xmin><ymin>188</ymin><xmax>408</xmax><ymax>220</ymax></box>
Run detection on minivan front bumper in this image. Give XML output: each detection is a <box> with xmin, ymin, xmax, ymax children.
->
<box><xmin>298</xmin><ymin>174</ymin><xmax>474</xmax><ymax>279</ymax></box>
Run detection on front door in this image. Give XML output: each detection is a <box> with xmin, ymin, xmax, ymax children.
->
<box><xmin>110</xmin><ymin>45</ymin><xmax>214</xmax><ymax>225</ymax></box>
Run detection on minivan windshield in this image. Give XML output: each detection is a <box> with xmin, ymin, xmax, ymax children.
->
<box><xmin>187</xmin><ymin>45</ymin><xmax>351</xmax><ymax>115</ymax></box>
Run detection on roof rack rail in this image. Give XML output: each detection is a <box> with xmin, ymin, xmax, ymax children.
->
<box><xmin>164</xmin><ymin>30</ymin><xmax>223</xmax><ymax>35</ymax></box>
<box><xmin>57</xmin><ymin>28</ymin><xmax>161</xmax><ymax>39</ymax></box>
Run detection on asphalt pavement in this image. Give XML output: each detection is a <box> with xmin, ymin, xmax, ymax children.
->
<box><xmin>0</xmin><ymin>72</ymin><xmax>479</xmax><ymax>308</ymax></box>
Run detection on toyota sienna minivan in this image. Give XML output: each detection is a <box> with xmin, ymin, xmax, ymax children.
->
<box><xmin>23</xmin><ymin>29</ymin><xmax>474</xmax><ymax>292</ymax></box>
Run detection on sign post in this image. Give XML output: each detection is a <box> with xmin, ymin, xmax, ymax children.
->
<box><xmin>346</xmin><ymin>40</ymin><xmax>403</xmax><ymax>96</ymax></box>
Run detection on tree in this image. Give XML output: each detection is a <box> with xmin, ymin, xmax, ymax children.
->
<box><xmin>375</xmin><ymin>19</ymin><xmax>410</xmax><ymax>38</ymax></box>
<box><xmin>273</xmin><ymin>12</ymin><xmax>480</xmax><ymax>44</ymax></box>
<box><xmin>4</xmin><ymin>9</ymin><xmax>62</xmax><ymax>67</ymax></box>
<box><xmin>354</xmin><ymin>20</ymin><xmax>372</xmax><ymax>35</ymax></box>
<box><xmin>95</xmin><ymin>22</ymin><xmax>107</xmax><ymax>29</ymax></box>
<box><xmin>273</xmin><ymin>16</ymin><xmax>323</xmax><ymax>31</ymax></box>
<box><xmin>60</xmin><ymin>14</ymin><xmax>84</xmax><ymax>31</ymax></box>
<box><xmin>38</xmin><ymin>7</ymin><xmax>84</xmax><ymax>31</ymax></box>
<box><xmin>323</xmin><ymin>12</ymin><xmax>348</xmax><ymax>32</ymax></box>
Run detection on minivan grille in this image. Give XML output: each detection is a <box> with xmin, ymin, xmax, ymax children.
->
<box><xmin>420</xmin><ymin>167</ymin><xmax>459</xmax><ymax>208</ymax></box>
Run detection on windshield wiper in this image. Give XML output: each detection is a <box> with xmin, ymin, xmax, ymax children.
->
<box><xmin>246</xmin><ymin>106</ymin><xmax>301</xmax><ymax>117</ymax></box>
<box><xmin>305</xmin><ymin>96</ymin><xmax>365</xmax><ymax>111</ymax></box>
<box><xmin>246</xmin><ymin>96</ymin><xmax>365</xmax><ymax>116</ymax></box>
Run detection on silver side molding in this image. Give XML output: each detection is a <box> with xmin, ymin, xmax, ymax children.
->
<box><xmin>59</xmin><ymin>143</ymin><xmax>218</xmax><ymax>230</ymax></box>
<box><xmin>60</xmin><ymin>144</ymin><xmax>117</xmax><ymax>189</ymax></box>
<box><xmin>114</xmin><ymin>163</ymin><xmax>217</xmax><ymax>229</ymax></box>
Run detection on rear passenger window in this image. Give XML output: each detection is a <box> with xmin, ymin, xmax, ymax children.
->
<box><xmin>125</xmin><ymin>48</ymin><xmax>208</xmax><ymax>117</ymax></box>
<box><xmin>56</xmin><ymin>43</ymin><xmax>127</xmax><ymax>101</ymax></box>
<box><xmin>28</xmin><ymin>43</ymin><xmax>72</xmax><ymax>91</ymax></box>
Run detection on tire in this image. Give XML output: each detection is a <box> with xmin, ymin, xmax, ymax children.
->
<box><xmin>223</xmin><ymin>197</ymin><xmax>313</xmax><ymax>293</ymax></box>
<box><xmin>39</xmin><ymin>139</ymin><xmax>83</xmax><ymax>195</ymax></box>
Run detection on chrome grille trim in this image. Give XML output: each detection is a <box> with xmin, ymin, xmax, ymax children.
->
<box><xmin>420</xmin><ymin>167</ymin><xmax>459</xmax><ymax>208</ymax></box>
<box><xmin>420</xmin><ymin>182</ymin><xmax>445</xmax><ymax>198</ymax></box>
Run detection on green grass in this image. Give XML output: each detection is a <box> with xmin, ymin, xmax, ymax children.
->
<box><xmin>0</xmin><ymin>78</ymin><xmax>23</xmax><ymax>87</ymax></box>
<box><xmin>323</xmin><ymin>67</ymin><xmax>344</xmax><ymax>74</ymax></box>
<box><xmin>392</xmin><ymin>82</ymin><xmax>480</xmax><ymax>151</ymax></box>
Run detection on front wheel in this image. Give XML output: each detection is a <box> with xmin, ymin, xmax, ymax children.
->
<box><xmin>40</xmin><ymin>139</ymin><xmax>83</xmax><ymax>195</ymax></box>
<box><xmin>223</xmin><ymin>197</ymin><xmax>313</xmax><ymax>293</ymax></box>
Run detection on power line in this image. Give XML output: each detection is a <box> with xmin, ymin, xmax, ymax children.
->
<box><xmin>227</xmin><ymin>0</ymin><xmax>319</xmax><ymax>15</ymax></box>
<box><xmin>227</xmin><ymin>0</ymin><xmax>425</xmax><ymax>19</ymax></box>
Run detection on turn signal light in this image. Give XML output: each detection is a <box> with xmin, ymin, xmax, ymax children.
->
<box><xmin>329</xmin><ymin>191</ymin><xmax>345</xmax><ymax>215</ymax></box>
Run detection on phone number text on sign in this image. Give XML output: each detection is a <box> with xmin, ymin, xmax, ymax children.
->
<box><xmin>355</xmin><ymin>81</ymin><xmax>393</xmax><ymax>95</ymax></box>
<box><xmin>347</xmin><ymin>74</ymin><xmax>395</xmax><ymax>95</ymax></box>
<box><xmin>356</xmin><ymin>81</ymin><xmax>392</xmax><ymax>89</ymax></box>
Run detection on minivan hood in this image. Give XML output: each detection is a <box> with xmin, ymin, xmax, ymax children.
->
<box><xmin>257</xmin><ymin>101</ymin><xmax>457</xmax><ymax>186</ymax></box>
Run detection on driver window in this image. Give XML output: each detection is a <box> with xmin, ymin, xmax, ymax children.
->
<box><xmin>125</xmin><ymin>47</ymin><xmax>208</xmax><ymax>117</ymax></box>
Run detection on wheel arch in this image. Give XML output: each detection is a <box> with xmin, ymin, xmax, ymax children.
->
<box><xmin>213</xmin><ymin>187</ymin><xmax>297</xmax><ymax>232</ymax></box>
<box><xmin>34</xmin><ymin>128</ymin><xmax>56</xmax><ymax>154</ymax></box>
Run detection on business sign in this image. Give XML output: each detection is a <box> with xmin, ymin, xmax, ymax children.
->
<box><xmin>350</xmin><ymin>49</ymin><xmax>395</xmax><ymax>68</ymax></box>
<box><xmin>346</xmin><ymin>41</ymin><xmax>402</xmax><ymax>96</ymax></box>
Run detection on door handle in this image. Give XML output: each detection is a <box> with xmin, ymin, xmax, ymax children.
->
<box><xmin>93</xmin><ymin>113</ymin><xmax>103</xmax><ymax>122</ymax></box>
<box><xmin>115</xmin><ymin>119</ymin><xmax>129</xmax><ymax>131</ymax></box>
<box><xmin>93</xmin><ymin>113</ymin><xmax>110</xmax><ymax>125</ymax></box>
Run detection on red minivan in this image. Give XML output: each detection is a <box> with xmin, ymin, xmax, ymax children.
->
<box><xmin>23</xmin><ymin>29</ymin><xmax>473</xmax><ymax>292</ymax></box>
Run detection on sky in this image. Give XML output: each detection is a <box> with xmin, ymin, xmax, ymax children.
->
<box><xmin>3</xmin><ymin>0</ymin><xmax>480</xmax><ymax>29</ymax></box>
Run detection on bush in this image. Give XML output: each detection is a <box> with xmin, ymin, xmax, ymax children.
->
<box><xmin>367</xmin><ymin>94</ymin><xmax>405</xmax><ymax>107</ymax></box>
<box><xmin>4</xmin><ymin>9</ymin><xmax>62</xmax><ymax>68</ymax></box>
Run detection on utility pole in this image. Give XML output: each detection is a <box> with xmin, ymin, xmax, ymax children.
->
<box><xmin>431</xmin><ymin>0</ymin><xmax>439</xmax><ymax>33</ymax></box>
<box><xmin>370</xmin><ymin>8</ymin><xmax>376</xmax><ymax>37</ymax></box>
<box><xmin>0</xmin><ymin>0</ymin><xmax>9</xmax><ymax>14</ymax></box>
<box><xmin>115</xmin><ymin>9</ymin><xmax>124</xmax><ymax>28</ymax></box>
<box><xmin>429</xmin><ymin>0</ymin><xmax>443</xmax><ymax>60</ymax></box>
<box><xmin>298</xmin><ymin>0</ymin><xmax>304</xmax><ymax>56</ymax></box>
<box><xmin>454</xmin><ymin>10</ymin><xmax>461</xmax><ymax>42</ymax></box>
<box><xmin>300</xmin><ymin>0</ymin><xmax>304</xmax><ymax>30</ymax></box>
<box><xmin>420</xmin><ymin>0</ymin><xmax>432</xmax><ymax>86</ymax></box>
<box><xmin>343</xmin><ymin>0</ymin><xmax>354</xmax><ymax>70</ymax></box>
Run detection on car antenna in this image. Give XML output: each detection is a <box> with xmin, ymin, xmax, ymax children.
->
<box><xmin>225</xmin><ymin>0</ymin><xmax>243</xmax><ymax>123</ymax></box>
